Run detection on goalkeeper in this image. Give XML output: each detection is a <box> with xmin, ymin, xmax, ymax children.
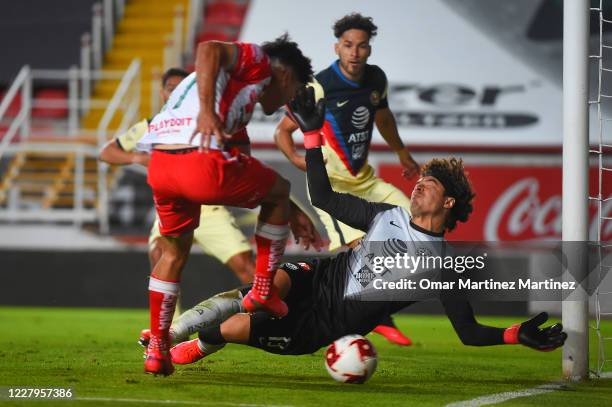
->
<box><xmin>150</xmin><ymin>87</ymin><xmax>567</xmax><ymax>363</ymax></box>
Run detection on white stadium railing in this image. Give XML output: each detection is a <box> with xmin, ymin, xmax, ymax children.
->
<box><xmin>0</xmin><ymin>60</ymin><xmax>141</xmax><ymax>232</ymax></box>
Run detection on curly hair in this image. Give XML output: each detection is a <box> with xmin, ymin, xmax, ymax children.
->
<box><xmin>333</xmin><ymin>13</ymin><xmax>378</xmax><ymax>39</ymax></box>
<box><xmin>261</xmin><ymin>34</ymin><xmax>313</xmax><ymax>84</ymax></box>
<box><xmin>421</xmin><ymin>158</ymin><xmax>475</xmax><ymax>232</ymax></box>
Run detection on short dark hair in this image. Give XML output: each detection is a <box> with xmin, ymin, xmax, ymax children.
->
<box><xmin>161</xmin><ymin>67</ymin><xmax>189</xmax><ymax>86</ymax></box>
<box><xmin>333</xmin><ymin>13</ymin><xmax>378</xmax><ymax>39</ymax></box>
<box><xmin>421</xmin><ymin>158</ymin><xmax>475</xmax><ymax>232</ymax></box>
<box><xmin>261</xmin><ymin>34</ymin><xmax>313</xmax><ymax>84</ymax></box>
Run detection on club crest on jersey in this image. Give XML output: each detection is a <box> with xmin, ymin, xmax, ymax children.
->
<box><xmin>370</xmin><ymin>90</ymin><xmax>381</xmax><ymax>106</ymax></box>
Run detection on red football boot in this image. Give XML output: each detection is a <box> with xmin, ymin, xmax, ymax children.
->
<box><xmin>242</xmin><ymin>276</ymin><xmax>288</xmax><ymax>318</ymax></box>
<box><xmin>242</xmin><ymin>288</ymin><xmax>288</xmax><ymax>318</ymax></box>
<box><xmin>170</xmin><ymin>339</ymin><xmax>206</xmax><ymax>365</ymax></box>
<box><xmin>373</xmin><ymin>324</ymin><xmax>413</xmax><ymax>346</ymax></box>
<box><xmin>144</xmin><ymin>335</ymin><xmax>174</xmax><ymax>376</ymax></box>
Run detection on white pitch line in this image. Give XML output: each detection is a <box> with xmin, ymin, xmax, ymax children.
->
<box><xmin>445</xmin><ymin>382</ymin><xmax>567</xmax><ymax>407</ymax></box>
<box><xmin>73</xmin><ymin>397</ymin><xmax>293</xmax><ymax>407</ymax></box>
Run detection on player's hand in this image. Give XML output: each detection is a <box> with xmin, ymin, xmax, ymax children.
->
<box><xmin>131</xmin><ymin>152</ymin><xmax>150</xmax><ymax>167</ymax></box>
<box><xmin>397</xmin><ymin>148</ymin><xmax>419</xmax><ymax>179</ymax></box>
<box><xmin>191</xmin><ymin>109</ymin><xmax>231</xmax><ymax>152</ymax></box>
<box><xmin>505</xmin><ymin>312</ymin><xmax>567</xmax><ymax>351</ymax></box>
<box><xmin>287</xmin><ymin>86</ymin><xmax>326</xmax><ymax>134</ymax></box>
<box><xmin>288</xmin><ymin>202</ymin><xmax>324</xmax><ymax>252</ymax></box>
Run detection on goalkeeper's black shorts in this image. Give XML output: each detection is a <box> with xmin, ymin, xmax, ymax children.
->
<box><xmin>247</xmin><ymin>261</ymin><xmax>326</xmax><ymax>355</ymax></box>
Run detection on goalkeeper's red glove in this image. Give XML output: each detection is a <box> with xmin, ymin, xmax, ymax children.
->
<box><xmin>504</xmin><ymin>312</ymin><xmax>567</xmax><ymax>351</ymax></box>
<box><xmin>286</xmin><ymin>85</ymin><xmax>325</xmax><ymax>149</ymax></box>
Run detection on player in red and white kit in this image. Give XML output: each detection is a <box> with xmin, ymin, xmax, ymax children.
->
<box><xmin>137</xmin><ymin>36</ymin><xmax>316</xmax><ymax>376</ymax></box>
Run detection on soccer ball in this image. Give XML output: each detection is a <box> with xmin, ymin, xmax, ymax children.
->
<box><xmin>324</xmin><ymin>334</ymin><xmax>377</xmax><ymax>384</ymax></box>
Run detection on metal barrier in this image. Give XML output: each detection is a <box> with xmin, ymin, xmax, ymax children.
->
<box><xmin>0</xmin><ymin>66</ymin><xmax>31</xmax><ymax>160</ymax></box>
<box><xmin>97</xmin><ymin>59</ymin><xmax>141</xmax><ymax>234</ymax></box>
<box><xmin>0</xmin><ymin>60</ymin><xmax>141</xmax><ymax>233</ymax></box>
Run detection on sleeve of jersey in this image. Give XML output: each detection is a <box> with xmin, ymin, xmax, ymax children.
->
<box><xmin>442</xmin><ymin>300</ymin><xmax>505</xmax><ymax>346</ymax></box>
<box><xmin>305</xmin><ymin>147</ymin><xmax>393</xmax><ymax>231</ymax></box>
<box><xmin>377</xmin><ymin>68</ymin><xmax>389</xmax><ymax>110</ymax></box>
<box><xmin>231</xmin><ymin>43</ymin><xmax>272</xmax><ymax>84</ymax></box>
<box><xmin>116</xmin><ymin>119</ymin><xmax>149</xmax><ymax>152</ymax></box>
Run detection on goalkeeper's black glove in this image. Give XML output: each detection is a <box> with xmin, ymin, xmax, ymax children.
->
<box><xmin>504</xmin><ymin>312</ymin><xmax>567</xmax><ymax>351</ymax></box>
<box><xmin>286</xmin><ymin>85</ymin><xmax>326</xmax><ymax>149</ymax></box>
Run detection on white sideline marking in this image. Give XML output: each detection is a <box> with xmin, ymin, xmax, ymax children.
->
<box><xmin>73</xmin><ymin>397</ymin><xmax>292</xmax><ymax>407</ymax></box>
<box><xmin>445</xmin><ymin>382</ymin><xmax>566</xmax><ymax>407</ymax></box>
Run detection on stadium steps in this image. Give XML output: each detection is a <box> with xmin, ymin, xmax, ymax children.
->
<box><xmin>0</xmin><ymin>149</ymin><xmax>118</xmax><ymax>211</ymax></box>
<box><xmin>80</xmin><ymin>0</ymin><xmax>189</xmax><ymax>131</ymax></box>
<box><xmin>0</xmin><ymin>152</ymin><xmax>73</xmax><ymax>207</ymax></box>
<box><xmin>43</xmin><ymin>156</ymin><xmax>118</xmax><ymax>209</ymax></box>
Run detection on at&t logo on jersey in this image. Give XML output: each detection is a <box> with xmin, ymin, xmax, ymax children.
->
<box><xmin>351</xmin><ymin>106</ymin><xmax>370</xmax><ymax>129</ymax></box>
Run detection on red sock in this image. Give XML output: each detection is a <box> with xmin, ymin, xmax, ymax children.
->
<box><xmin>254</xmin><ymin>221</ymin><xmax>289</xmax><ymax>298</ymax></box>
<box><xmin>149</xmin><ymin>276</ymin><xmax>179</xmax><ymax>349</ymax></box>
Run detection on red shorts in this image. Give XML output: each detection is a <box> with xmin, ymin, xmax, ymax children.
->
<box><xmin>148</xmin><ymin>148</ymin><xmax>277</xmax><ymax>236</ymax></box>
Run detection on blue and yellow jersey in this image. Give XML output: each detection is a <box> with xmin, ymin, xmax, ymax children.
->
<box><xmin>315</xmin><ymin>61</ymin><xmax>388</xmax><ymax>184</ymax></box>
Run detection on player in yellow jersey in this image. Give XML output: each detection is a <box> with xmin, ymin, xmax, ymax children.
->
<box><xmin>100</xmin><ymin>68</ymin><xmax>254</xmax><ymax>284</ymax></box>
<box><xmin>275</xmin><ymin>14</ymin><xmax>419</xmax><ymax>346</ymax></box>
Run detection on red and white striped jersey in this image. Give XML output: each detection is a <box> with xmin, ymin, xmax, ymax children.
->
<box><xmin>138</xmin><ymin>43</ymin><xmax>271</xmax><ymax>150</ymax></box>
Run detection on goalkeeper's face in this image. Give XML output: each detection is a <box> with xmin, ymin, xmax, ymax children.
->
<box><xmin>410</xmin><ymin>176</ymin><xmax>455</xmax><ymax>220</ymax></box>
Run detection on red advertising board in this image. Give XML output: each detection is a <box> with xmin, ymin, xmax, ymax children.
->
<box><xmin>379</xmin><ymin>164</ymin><xmax>611</xmax><ymax>241</ymax></box>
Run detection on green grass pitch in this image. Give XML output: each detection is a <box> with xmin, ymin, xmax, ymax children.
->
<box><xmin>0</xmin><ymin>307</ymin><xmax>611</xmax><ymax>406</ymax></box>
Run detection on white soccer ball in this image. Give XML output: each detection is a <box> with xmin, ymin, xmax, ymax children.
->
<box><xmin>325</xmin><ymin>334</ymin><xmax>377</xmax><ymax>384</ymax></box>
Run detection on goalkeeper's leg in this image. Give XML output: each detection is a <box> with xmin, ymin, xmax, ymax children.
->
<box><xmin>140</xmin><ymin>287</ymin><xmax>246</xmax><ymax>346</ymax></box>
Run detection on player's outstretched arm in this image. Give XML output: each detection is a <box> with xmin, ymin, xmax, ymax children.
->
<box><xmin>274</xmin><ymin>115</ymin><xmax>306</xmax><ymax>171</ymax></box>
<box><xmin>375</xmin><ymin>108</ymin><xmax>419</xmax><ymax>179</ymax></box>
<box><xmin>288</xmin><ymin>86</ymin><xmax>392</xmax><ymax>231</ymax></box>
<box><xmin>443</xmin><ymin>301</ymin><xmax>566</xmax><ymax>351</ymax></box>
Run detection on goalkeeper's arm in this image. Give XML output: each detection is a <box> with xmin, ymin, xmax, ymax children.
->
<box><xmin>442</xmin><ymin>300</ymin><xmax>567</xmax><ymax>350</ymax></box>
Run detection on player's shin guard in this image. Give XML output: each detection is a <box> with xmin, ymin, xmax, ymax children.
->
<box><xmin>146</xmin><ymin>276</ymin><xmax>179</xmax><ymax>375</ymax></box>
<box><xmin>244</xmin><ymin>222</ymin><xmax>289</xmax><ymax>317</ymax></box>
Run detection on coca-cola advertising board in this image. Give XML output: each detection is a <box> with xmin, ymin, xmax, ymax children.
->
<box><xmin>379</xmin><ymin>164</ymin><xmax>611</xmax><ymax>242</ymax></box>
